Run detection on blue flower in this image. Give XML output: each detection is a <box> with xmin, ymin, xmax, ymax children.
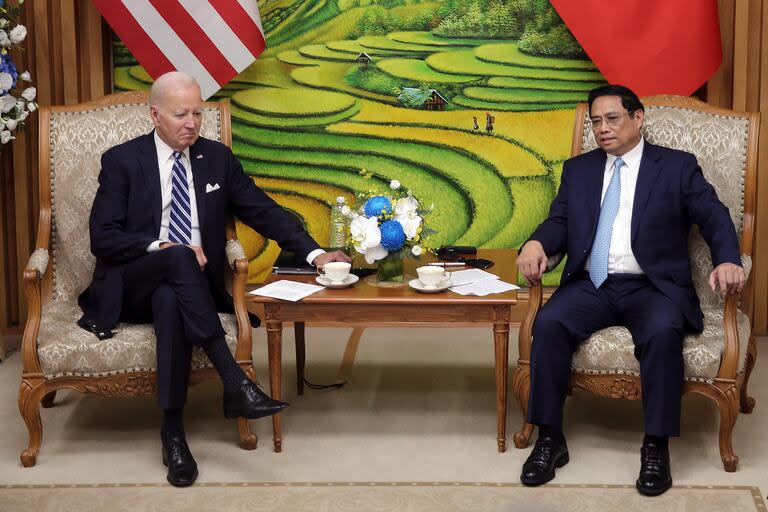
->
<box><xmin>0</xmin><ymin>55</ymin><xmax>18</xmax><ymax>92</ymax></box>
<box><xmin>363</xmin><ymin>195</ymin><xmax>392</xmax><ymax>218</ymax></box>
<box><xmin>379</xmin><ymin>220</ymin><xmax>406</xmax><ymax>251</ymax></box>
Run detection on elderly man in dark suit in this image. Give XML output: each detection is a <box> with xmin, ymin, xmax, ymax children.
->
<box><xmin>516</xmin><ymin>85</ymin><xmax>745</xmax><ymax>496</ymax></box>
<box><xmin>77</xmin><ymin>72</ymin><xmax>350</xmax><ymax>487</ymax></box>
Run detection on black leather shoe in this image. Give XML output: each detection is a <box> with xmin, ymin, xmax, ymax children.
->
<box><xmin>520</xmin><ymin>435</ymin><xmax>569</xmax><ymax>486</ymax></box>
<box><xmin>223</xmin><ymin>379</ymin><xmax>289</xmax><ymax>419</ymax></box>
<box><xmin>636</xmin><ymin>441</ymin><xmax>672</xmax><ymax>496</ymax></box>
<box><xmin>161</xmin><ymin>433</ymin><xmax>198</xmax><ymax>487</ymax></box>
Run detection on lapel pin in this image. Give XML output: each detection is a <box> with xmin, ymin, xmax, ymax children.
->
<box><xmin>196</xmin><ymin>154</ymin><xmax>203</xmax><ymax>159</ymax></box>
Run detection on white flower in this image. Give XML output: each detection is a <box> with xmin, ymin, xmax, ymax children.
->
<box><xmin>19</xmin><ymin>71</ymin><xmax>30</xmax><ymax>81</ymax></box>
<box><xmin>5</xmin><ymin>118</ymin><xmax>17</xmax><ymax>131</ymax></box>
<box><xmin>0</xmin><ymin>95</ymin><xmax>16</xmax><ymax>113</ymax></box>
<box><xmin>340</xmin><ymin>205</ymin><xmax>351</xmax><ymax>216</ymax></box>
<box><xmin>362</xmin><ymin>244</ymin><xmax>388</xmax><ymax>264</ymax></box>
<box><xmin>397</xmin><ymin>214</ymin><xmax>422</xmax><ymax>239</ymax></box>
<box><xmin>21</xmin><ymin>87</ymin><xmax>36</xmax><ymax>101</ymax></box>
<box><xmin>411</xmin><ymin>245</ymin><xmax>423</xmax><ymax>256</ymax></box>
<box><xmin>390</xmin><ymin>179</ymin><xmax>400</xmax><ymax>190</ymax></box>
<box><xmin>394</xmin><ymin>195</ymin><xmax>419</xmax><ymax>218</ymax></box>
<box><xmin>1</xmin><ymin>129</ymin><xmax>13</xmax><ymax>144</ymax></box>
<box><xmin>0</xmin><ymin>19</ymin><xmax>8</xmax><ymax>29</ymax></box>
<box><xmin>27</xmin><ymin>102</ymin><xmax>37</xmax><ymax>112</ymax></box>
<box><xmin>350</xmin><ymin>216</ymin><xmax>381</xmax><ymax>251</ymax></box>
<box><xmin>0</xmin><ymin>72</ymin><xmax>13</xmax><ymax>91</ymax></box>
<box><xmin>9</xmin><ymin>25</ymin><xmax>27</xmax><ymax>44</ymax></box>
<box><xmin>0</xmin><ymin>30</ymin><xmax>11</xmax><ymax>47</ymax></box>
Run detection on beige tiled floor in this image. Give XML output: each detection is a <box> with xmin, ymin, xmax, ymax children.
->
<box><xmin>0</xmin><ymin>329</ymin><xmax>765</xmax><ymax>494</ymax></box>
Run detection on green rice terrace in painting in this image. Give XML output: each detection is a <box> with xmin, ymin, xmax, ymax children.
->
<box><xmin>114</xmin><ymin>0</ymin><xmax>605</xmax><ymax>283</ymax></box>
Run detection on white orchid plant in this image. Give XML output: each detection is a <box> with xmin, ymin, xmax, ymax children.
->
<box><xmin>0</xmin><ymin>0</ymin><xmax>35</xmax><ymax>147</ymax></box>
<box><xmin>346</xmin><ymin>169</ymin><xmax>436</xmax><ymax>264</ymax></box>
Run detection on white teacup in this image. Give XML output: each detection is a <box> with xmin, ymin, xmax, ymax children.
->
<box><xmin>319</xmin><ymin>261</ymin><xmax>351</xmax><ymax>284</ymax></box>
<box><xmin>416</xmin><ymin>265</ymin><xmax>449</xmax><ymax>289</ymax></box>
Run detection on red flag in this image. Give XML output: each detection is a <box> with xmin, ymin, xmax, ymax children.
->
<box><xmin>550</xmin><ymin>0</ymin><xmax>722</xmax><ymax>96</ymax></box>
<box><xmin>92</xmin><ymin>0</ymin><xmax>266</xmax><ymax>100</ymax></box>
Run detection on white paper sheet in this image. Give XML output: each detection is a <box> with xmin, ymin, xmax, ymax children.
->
<box><xmin>447</xmin><ymin>268</ymin><xmax>500</xmax><ymax>287</ymax></box>
<box><xmin>450</xmin><ymin>279</ymin><xmax>520</xmax><ymax>296</ymax></box>
<box><xmin>249</xmin><ymin>280</ymin><xmax>325</xmax><ymax>302</ymax></box>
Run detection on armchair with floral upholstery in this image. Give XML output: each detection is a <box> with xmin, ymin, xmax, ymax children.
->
<box><xmin>512</xmin><ymin>95</ymin><xmax>760</xmax><ymax>471</ymax></box>
<box><xmin>18</xmin><ymin>92</ymin><xmax>257</xmax><ymax>467</ymax></box>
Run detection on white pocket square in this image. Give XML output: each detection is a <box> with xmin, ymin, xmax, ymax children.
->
<box><xmin>205</xmin><ymin>183</ymin><xmax>220</xmax><ymax>193</ymax></box>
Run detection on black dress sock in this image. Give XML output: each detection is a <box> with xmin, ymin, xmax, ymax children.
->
<box><xmin>538</xmin><ymin>424</ymin><xmax>564</xmax><ymax>442</ymax></box>
<box><xmin>162</xmin><ymin>408</ymin><xmax>184</xmax><ymax>438</ymax></box>
<box><xmin>201</xmin><ymin>337</ymin><xmax>247</xmax><ymax>394</ymax></box>
<box><xmin>643</xmin><ymin>434</ymin><xmax>669</xmax><ymax>449</ymax></box>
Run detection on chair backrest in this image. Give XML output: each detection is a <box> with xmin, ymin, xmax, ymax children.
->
<box><xmin>39</xmin><ymin>92</ymin><xmax>231</xmax><ymax>303</ymax></box>
<box><xmin>573</xmin><ymin>96</ymin><xmax>759</xmax><ymax>309</ymax></box>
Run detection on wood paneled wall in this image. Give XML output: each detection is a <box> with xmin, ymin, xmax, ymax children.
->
<box><xmin>0</xmin><ymin>0</ymin><xmax>110</xmax><ymax>333</ymax></box>
<box><xmin>1</xmin><ymin>0</ymin><xmax>767</xmax><ymax>333</ymax></box>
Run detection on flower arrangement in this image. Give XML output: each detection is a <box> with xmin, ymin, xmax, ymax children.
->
<box><xmin>346</xmin><ymin>169</ymin><xmax>435</xmax><ymax>267</ymax></box>
<box><xmin>0</xmin><ymin>0</ymin><xmax>35</xmax><ymax>147</ymax></box>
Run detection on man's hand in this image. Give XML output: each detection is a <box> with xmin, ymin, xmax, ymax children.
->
<box><xmin>159</xmin><ymin>242</ymin><xmax>208</xmax><ymax>271</ymax></box>
<box><xmin>517</xmin><ymin>240</ymin><xmax>548</xmax><ymax>285</ymax></box>
<box><xmin>312</xmin><ymin>250</ymin><xmax>351</xmax><ymax>268</ymax></box>
<box><xmin>708</xmin><ymin>262</ymin><xmax>745</xmax><ymax>297</ymax></box>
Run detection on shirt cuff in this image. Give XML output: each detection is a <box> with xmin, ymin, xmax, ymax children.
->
<box><xmin>147</xmin><ymin>240</ymin><xmax>164</xmax><ymax>253</ymax></box>
<box><xmin>306</xmin><ymin>248</ymin><xmax>326</xmax><ymax>266</ymax></box>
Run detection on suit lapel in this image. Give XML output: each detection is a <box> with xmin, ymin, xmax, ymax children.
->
<box><xmin>631</xmin><ymin>143</ymin><xmax>663</xmax><ymax>242</ymax></box>
<box><xmin>138</xmin><ymin>133</ymin><xmax>162</xmax><ymax>235</ymax></box>
<box><xmin>189</xmin><ymin>140</ymin><xmax>207</xmax><ymax>231</ymax></box>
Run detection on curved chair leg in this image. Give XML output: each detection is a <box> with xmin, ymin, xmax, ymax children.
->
<box><xmin>713</xmin><ymin>386</ymin><xmax>739</xmax><ymax>472</ymax></box>
<box><xmin>740</xmin><ymin>336</ymin><xmax>757</xmax><ymax>414</ymax></box>
<box><xmin>18</xmin><ymin>381</ymin><xmax>45</xmax><ymax>467</ymax></box>
<box><xmin>237</xmin><ymin>417</ymin><xmax>258</xmax><ymax>450</ymax></box>
<box><xmin>41</xmin><ymin>391</ymin><xmax>57</xmax><ymax>408</ymax></box>
<box><xmin>511</xmin><ymin>364</ymin><xmax>534</xmax><ymax>448</ymax></box>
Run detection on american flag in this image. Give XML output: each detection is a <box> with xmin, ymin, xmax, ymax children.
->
<box><xmin>93</xmin><ymin>0</ymin><xmax>265</xmax><ymax>99</ymax></box>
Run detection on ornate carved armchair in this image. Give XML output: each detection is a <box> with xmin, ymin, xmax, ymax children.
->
<box><xmin>512</xmin><ymin>96</ymin><xmax>760</xmax><ymax>471</ymax></box>
<box><xmin>19</xmin><ymin>92</ymin><xmax>257</xmax><ymax>467</ymax></box>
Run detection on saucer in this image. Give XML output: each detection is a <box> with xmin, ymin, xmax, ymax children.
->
<box><xmin>316</xmin><ymin>274</ymin><xmax>359</xmax><ymax>289</ymax></box>
<box><xmin>408</xmin><ymin>278</ymin><xmax>451</xmax><ymax>293</ymax></box>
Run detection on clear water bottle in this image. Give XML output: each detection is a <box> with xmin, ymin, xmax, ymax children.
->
<box><xmin>329</xmin><ymin>196</ymin><xmax>349</xmax><ymax>249</ymax></box>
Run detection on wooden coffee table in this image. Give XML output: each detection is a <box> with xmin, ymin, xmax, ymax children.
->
<box><xmin>246</xmin><ymin>249</ymin><xmax>518</xmax><ymax>453</ymax></box>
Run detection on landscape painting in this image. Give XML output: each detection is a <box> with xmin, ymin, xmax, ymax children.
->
<box><xmin>113</xmin><ymin>0</ymin><xmax>604</xmax><ymax>283</ymax></box>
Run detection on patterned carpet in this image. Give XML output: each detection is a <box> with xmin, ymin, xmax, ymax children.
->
<box><xmin>0</xmin><ymin>482</ymin><xmax>762</xmax><ymax>511</ymax></box>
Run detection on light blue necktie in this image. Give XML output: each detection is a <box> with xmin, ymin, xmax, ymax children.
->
<box><xmin>168</xmin><ymin>151</ymin><xmax>192</xmax><ymax>245</ymax></box>
<box><xmin>588</xmin><ymin>157</ymin><xmax>624</xmax><ymax>288</ymax></box>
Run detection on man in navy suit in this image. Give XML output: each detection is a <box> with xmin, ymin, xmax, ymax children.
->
<box><xmin>516</xmin><ymin>85</ymin><xmax>745</xmax><ymax>496</ymax></box>
<box><xmin>78</xmin><ymin>72</ymin><xmax>350</xmax><ymax>486</ymax></box>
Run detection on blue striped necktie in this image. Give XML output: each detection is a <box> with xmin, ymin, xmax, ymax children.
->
<box><xmin>588</xmin><ymin>157</ymin><xmax>624</xmax><ymax>288</ymax></box>
<box><xmin>168</xmin><ymin>151</ymin><xmax>192</xmax><ymax>245</ymax></box>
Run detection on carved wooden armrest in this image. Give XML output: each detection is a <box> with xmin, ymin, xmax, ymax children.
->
<box><xmin>26</xmin><ymin>248</ymin><xmax>49</xmax><ymax>278</ymax></box>
<box><xmin>225</xmin><ymin>239</ymin><xmax>252</xmax><ymax>361</ymax></box>
<box><xmin>226</xmin><ymin>239</ymin><xmax>247</xmax><ymax>271</ymax></box>
<box><xmin>517</xmin><ymin>252</ymin><xmax>562</xmax><ymax>361</ymax></box>
<box><xmin>717</xmin><ymin>293</ymin><xmax>741</xmax><ymax>382</ymax></box>
<box><xmin>22</xmin><ymin>248</ymin><xmax>48</xmax><ymax>375</ymax></box>
<box><xmin>740</xmin><ymin>254</ymin><xmax>752</xmax><ymax>280</ymax></box>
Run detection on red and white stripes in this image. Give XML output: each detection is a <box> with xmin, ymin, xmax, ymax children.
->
<box><xmin>94</xmin><ymin>0</ymin><xmax>265</xmax><ymax>99</ymax></box>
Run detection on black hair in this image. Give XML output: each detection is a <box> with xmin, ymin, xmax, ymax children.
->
<box><xmin>588</xmin><ymin>84</ymin><xmax>645</xmax><ymax>115</ymax></box>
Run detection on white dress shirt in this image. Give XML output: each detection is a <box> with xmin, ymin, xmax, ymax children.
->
<box><xmin>585</xmin><ymin>137</ymin><xmax>645</xmax><ymax>275</ymax></box>
<box><xmin>148</xmin><ymin>132</ymin><xmax>325</xmax><ymax>266</ymax></box>
<box><xmin>147</xmin><ymin>132</ymin><xmax>201</xmax><ymax>252</ymax></box>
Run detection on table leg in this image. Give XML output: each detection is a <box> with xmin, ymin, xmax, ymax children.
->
<box><xmin>295</xmin><ymin>322</ymin><xmax>305</xmax><ymax>395</ymax></box>
<box><xmin>493</xmin><ymin>306</ymin><xmax>510</xmax><ymax>453</ymax></box>
<box><xmin>266</xmin><ymin>317</ymin><xmax>283</xmax><ymax>452</ymax></box>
